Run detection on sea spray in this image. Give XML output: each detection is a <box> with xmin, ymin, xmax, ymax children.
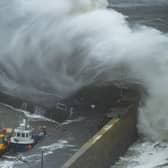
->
<box><xmin>0</xmin><ymin>0</ymin><xmax>168</xmax><ymax>140</ymax></box>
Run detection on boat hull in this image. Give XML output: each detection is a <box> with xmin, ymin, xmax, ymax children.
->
<box><xmin>0</xmin><ymin>143</ymin><xmax>9</xmax><ymax>156</ymax></box>
<box><xmin>10</xmin><ymin>143</ymin><xmax>34</xmax><ymax>153</ymax></box>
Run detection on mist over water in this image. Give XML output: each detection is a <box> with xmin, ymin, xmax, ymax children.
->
<box><xmin>0</xmin><ymin>0</ymin><xmax>168</xmax><ymax>140</ymax></box>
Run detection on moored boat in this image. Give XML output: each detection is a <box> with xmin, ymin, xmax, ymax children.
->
<box><xmin>0</xmin><ymin>133</ymin><xmax>8</xmax><ymax>155</ymax></box>
<box><xmin>10</xmin><ymin>119</ymin><xmax>45</xmax><ymax>153</ymax></box>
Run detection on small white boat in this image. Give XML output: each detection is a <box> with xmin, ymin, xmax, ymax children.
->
<box><xmin>10</xmin><ymin>119</ymin><xmax>45</xmax><ymax>153</ymax></box>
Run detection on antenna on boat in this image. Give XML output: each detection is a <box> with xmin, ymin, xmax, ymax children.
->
<box><xmin>18</xmin><ymin>113</ymin><xmax>22</xmax><ymax>126</ymax></box>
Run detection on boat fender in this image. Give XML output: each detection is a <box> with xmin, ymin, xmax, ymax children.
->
<box><xmin>2</xmin><ymin>128</ymin><xmax>7</xmax><ymax>133</ymax></box>
<box><xmin>25</xmin><ymin>145</ymin><xmax>32</xmax><ymax>150</ymax></box>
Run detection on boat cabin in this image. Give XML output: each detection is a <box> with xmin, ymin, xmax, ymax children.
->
<box><xmin>10</xmin><ymin>119</ymin><xmax>34</xmax><ymax>144</ymax></box>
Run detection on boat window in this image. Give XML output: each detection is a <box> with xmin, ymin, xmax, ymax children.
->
<box><xmin>22</xmin><ymin>133</ymin><xmax>25</xmax><ymax>137</ymax></box>
<box><xmin>26</xmin><ymin>133</ymin><xmax>28</xmax><ymax>137</ymax></box>
<box><xmin>17</xmin><ymin>132</ymin><xmax>20</xmax><ymax>137</ymax></box>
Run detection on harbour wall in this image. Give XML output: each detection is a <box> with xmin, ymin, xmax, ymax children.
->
<box><xmin>62</xmin><ymin>104</ymin><xmax>138</xmax><ymax>168</ymax></box>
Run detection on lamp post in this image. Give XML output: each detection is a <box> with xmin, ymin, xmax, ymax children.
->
<box><xmin>41</xmin><ymin>150</ymin><xmax>44</xmax><ymax>168</ymax></box>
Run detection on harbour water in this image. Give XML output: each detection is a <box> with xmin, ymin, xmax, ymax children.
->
<box><xmin>0</xmin><ymin>103</ymin><xmax>106</xmax><ymax>168</ymax></box>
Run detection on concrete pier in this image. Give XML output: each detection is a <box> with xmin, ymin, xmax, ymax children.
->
<box><xmin>62</xmin><ymin>104</ymin><xmax>138</xmax><ymax>168</ymax></box>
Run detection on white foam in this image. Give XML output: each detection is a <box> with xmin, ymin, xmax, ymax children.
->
<box><xmin>61</xmin><ymin>117</ymin><xmax>85</xmax><ymax>126</ymax></box>
<box><xmin>0</xmin><ymin>160</ymin><xmax>15</xmax><ymax>168</ymax></box>
<box><xmin>0</xmin><ymin>103</ymin><xmax>58</xmax><ymax>124</ymax></box>
<box><xmin>114</xmin><ymin>141</ymin><xmax>168</xmax><ymax>168</ymax></box>
<box><xmin>40</xmin><ymin>139</ymin><xmax>75</xmax><ymax>155</ymax></box>
<box><xmin>0</xmin><ymin>139</ymin><xmax>75</xmax><ymax>167</ymax></box>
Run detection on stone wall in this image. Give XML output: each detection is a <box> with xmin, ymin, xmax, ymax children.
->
<box><xmin>62</xmin><ymin>104</ymin><xmax>138</xmax><ymax>168</ymax></box>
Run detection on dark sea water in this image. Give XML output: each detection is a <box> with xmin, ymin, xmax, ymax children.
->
<box><xmin>110</xmin><ymin>5</ymin><xmax>168</xmax><ymax>33</ymax></box>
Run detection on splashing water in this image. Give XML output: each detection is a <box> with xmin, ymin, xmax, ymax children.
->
<box><xmin>113</xmin><ymin>141</ymin><xmax>168</xmax><ymax>168</ymax></box>
<box><xmin>0</xmin><ymin>0</ymin><xmax>168</xmax><ymax>141</ymax></box>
